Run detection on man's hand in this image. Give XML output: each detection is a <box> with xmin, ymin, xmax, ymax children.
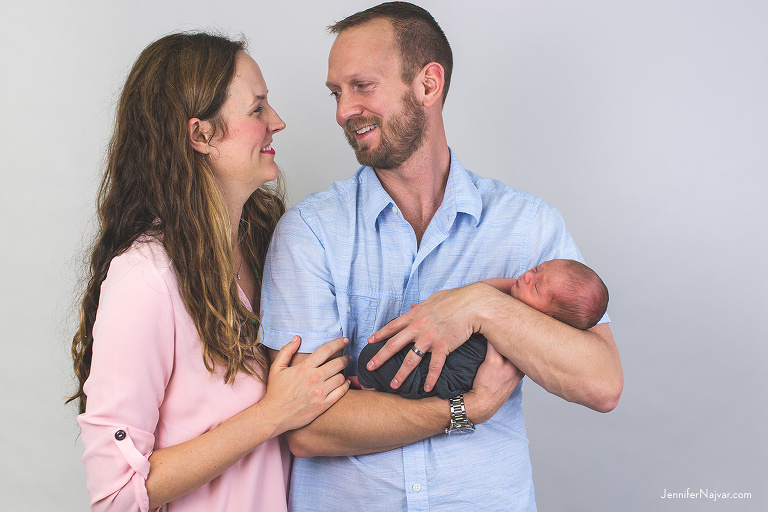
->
<box><xmin>366</xmin><ymin>282</ymin><xmax>499</xmax><ymax>393</ymax></box>
<box><xmin>465</xmin><ymin>343</ymin><xmax>523</xmax><ymax>424</ymax></box>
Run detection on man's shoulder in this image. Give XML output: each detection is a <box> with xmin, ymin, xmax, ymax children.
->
<box><xmin>292</xmin><ymin>168</ymin><xmax>365</xmax><ymax>212</ymax></box>
<box><xmin>462</xmin><ymin>167</ymin><xmax>546</xmax><ymax>213</ymax></box>
<box><xmin>275</xmin><ymin>168</ymin><xmax>366</xmax><ymax>237</ymax></box>
<box><xmin>463</xmin><ymin>168</ymin><xmax>529</xmax><ymax>197</ymax></box>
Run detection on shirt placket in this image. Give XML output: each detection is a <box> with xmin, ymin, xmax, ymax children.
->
<box><xmin>401</xmin><ymin>260</ymin><xmax>430</xmax><ymax>511</ymax></box>
<box><xmin>399</xmin><ymin>211</ymin><xmax>454</xmax><ymax>511</ymax></box>
<box><xmin>377</xmin><ymin>202</ymin><xmax>428</xmax><ymax>511</ymax></box>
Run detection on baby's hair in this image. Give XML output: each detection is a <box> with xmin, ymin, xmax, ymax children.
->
<box><xmin>548</xmin><ymin>260</ymin><xmax>609</xmax><ymax>330</ymax></box>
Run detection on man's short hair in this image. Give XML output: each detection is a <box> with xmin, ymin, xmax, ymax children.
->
<box><xmin>328</xmin><ymin>1</ymin><xmax>453</xmax><ymax>105</ymax></box>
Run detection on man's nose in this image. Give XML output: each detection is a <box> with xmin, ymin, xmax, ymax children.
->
<box><xmin>336</xmin><ymin>94</ymin><xmax>363</xmax><ymax>126</ymax></box>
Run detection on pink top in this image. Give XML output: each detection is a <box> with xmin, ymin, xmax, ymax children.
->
<box><xmin>78</xmin><ymin>239</ymin><xmax>289</xmax><ymax>511</ymax></box>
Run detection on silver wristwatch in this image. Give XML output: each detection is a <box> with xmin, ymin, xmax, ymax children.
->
<box><xmin>445</xmin><ymin>394</ymin><xmax>475</xmax><ymax>434</ymax></box>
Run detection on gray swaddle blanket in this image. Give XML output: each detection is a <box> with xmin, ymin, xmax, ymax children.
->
<box><xmin>357</xmin><ymin>333</ymin><xmax>487</xmax><ymax>399</ymax></box>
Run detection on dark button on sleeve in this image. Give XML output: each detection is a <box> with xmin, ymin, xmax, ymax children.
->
<box><xmin>114</xmin><ymin>429</ymin><xmax>126</xmax><ymax>441</ymax></box>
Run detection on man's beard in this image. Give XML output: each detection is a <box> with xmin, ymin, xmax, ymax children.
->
<box><xmin>344</xmin><ymin>90</ymin><xmax>426</xmax><ymax>170</ymax></box>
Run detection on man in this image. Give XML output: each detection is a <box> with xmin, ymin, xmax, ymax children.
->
<box><xmin>260</xmin><ymin>3</ymin><xmax>623</xmax><ymax>510</ymax></box>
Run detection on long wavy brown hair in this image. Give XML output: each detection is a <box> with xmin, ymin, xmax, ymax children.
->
<box><xmin>68</xmin><ymin>32</ymin><xmax>285</xmax><ymax>414</ymax></box>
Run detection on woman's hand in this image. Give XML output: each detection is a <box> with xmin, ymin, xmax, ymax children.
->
<box><xmin>258</xmin><ymin>336</ymin><xmax>351</xmax><ymax>434</ymax></box>
<box><xmin>144</xmin><ymin>336</ymin><xmax>350</xmax><ymax>509</ymax></box>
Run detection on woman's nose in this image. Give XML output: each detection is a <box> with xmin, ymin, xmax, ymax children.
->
<box><xmin>269</xmin><ymin>108</ymin><xmax>286</xmax><ymax>133</ymax></box>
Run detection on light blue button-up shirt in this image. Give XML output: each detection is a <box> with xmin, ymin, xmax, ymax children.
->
<box><xmin>261</xmin><ymin>152</ymin><xmax>604</xmax><ymax>511</ymax></box>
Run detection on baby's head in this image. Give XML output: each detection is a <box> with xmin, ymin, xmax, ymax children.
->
<box><xmin>510</xmin><ymin>259</ymin><xmax>608</xmax><ymax>330</ymax></box>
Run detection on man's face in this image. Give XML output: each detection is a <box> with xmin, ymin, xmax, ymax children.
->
<box><xmin>327</xmin><ymin>19</ymin><xmax>426</xmax><ymax>169</ymax></box>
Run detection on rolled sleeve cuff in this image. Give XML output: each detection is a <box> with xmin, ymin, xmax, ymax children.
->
<box><xmin>78</xmin><ymin>416</ymin><xmax>154</xmax><ymax>512</ymax></box>
<box><xmin>260</xmin><ymin>327</ymin><xmax>344</xmax><ymax>352</ymax></box>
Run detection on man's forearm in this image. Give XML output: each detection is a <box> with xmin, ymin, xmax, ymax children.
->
<box><xmin>271</xmin><ymin>337</ymin><xmax>519</xmax><ymax>458</ymax></box>
<box><xmin>284</xmin><ymin>388</ymin><xmax>448</xmax><ymax>457</ymax></box>
<box><xmin>267</xmin><ymin>348</ymin><xmax>450</xmax><ymax>457</ymax></box>
<box><xmin>480</xmin><ymin>290</ymin><xmax>623</xmax><ymax>412</ymax></box>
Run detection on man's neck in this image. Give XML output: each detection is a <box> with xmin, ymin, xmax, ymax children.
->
<box><xmin>374</xmin><ymin>141</ymin><xmax>451</xmax><ymax>245</ymax></box>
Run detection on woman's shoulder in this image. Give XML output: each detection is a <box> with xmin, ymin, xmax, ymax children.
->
<box><xmin>106</xmin><ymin>235</ymin><xmax>176</xmax><ymax>292</ymax></box>
<box><xmin>114</xmin><ymin>234</ymin><xmax>168</xmax><ymax>265</ymax></box>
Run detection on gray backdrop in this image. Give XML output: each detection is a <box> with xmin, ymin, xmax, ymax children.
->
<box><xmin>2</xmin><ymin>1</ymin><xmax>765</xmax><ymax>510</ymax></box>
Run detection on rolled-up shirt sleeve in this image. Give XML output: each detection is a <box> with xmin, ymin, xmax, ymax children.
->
<box><xmin>77</xmin><ymin>247</ymin><xmax>175</xmax><ymax>512</ymax></box>
<box><xmin>260</xmin><ymin>207</ymin><xmax>343</xmax><ymax>353</ymax></box>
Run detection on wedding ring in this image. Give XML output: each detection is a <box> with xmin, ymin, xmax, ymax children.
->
<box><xmin>410</xmin><ymin>346</ymin><xmax>425</xmax><ymax>358</ymax></box>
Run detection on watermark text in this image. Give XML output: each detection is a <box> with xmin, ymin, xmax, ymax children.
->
<box><xmin>661</xmin><ymin>488</ymin><xmax>752</xmax><ymax>502</ymax></box>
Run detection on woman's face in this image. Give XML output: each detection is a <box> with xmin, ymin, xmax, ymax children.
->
<box><xmin>208</xmin><ymin>52</ymin><xmax>285</xmax><ymax>199</ymax></box>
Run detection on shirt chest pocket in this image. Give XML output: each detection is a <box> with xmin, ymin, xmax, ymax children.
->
<box><xmin>345</xmin><ymin>295</ymin><xmax>380</xmax><ymax>374</ymax></box>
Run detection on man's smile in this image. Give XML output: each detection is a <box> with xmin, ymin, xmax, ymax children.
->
<box><xmin>355</xmin><ymin>124</ymin><xmax>378</xmax><ymax>135</ymax></box>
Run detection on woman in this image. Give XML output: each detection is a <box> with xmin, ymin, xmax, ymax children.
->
<box><xmin>69</xmin><ymin>32</ymin><xmax>350</xmax><ymax>511</ymax></box>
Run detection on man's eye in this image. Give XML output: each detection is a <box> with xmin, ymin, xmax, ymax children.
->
<box><xmin>329</xmin><ymin>91</ymin><xmax>340</xmax><ymax>101</ymax></box>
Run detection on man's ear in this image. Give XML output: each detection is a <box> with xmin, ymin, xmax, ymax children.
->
<box><xmin>418</xmin><ymin>62</ymin><xmax>445</xmax><ymax>108</ymax></box>
<box><xmin>188</xmin><ymin>118</ymin><xmax>213</xmax><ymax>154</ymax></box>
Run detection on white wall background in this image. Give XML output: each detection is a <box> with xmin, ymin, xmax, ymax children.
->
<box><xmin>1</xmin><ymin>1</ymin><xmax>765</xmax><ymax>510</ymax></box>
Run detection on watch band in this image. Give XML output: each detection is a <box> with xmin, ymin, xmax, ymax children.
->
<box><xmin>445</xmin><ymin>394</ymin><xmax>475</xmax><ymax>434</ymax></box>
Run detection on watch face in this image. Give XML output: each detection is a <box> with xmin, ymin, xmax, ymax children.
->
<box><xmin>449</xmin><ymin>425</ymin><xmax>475</xmax><ymax>434</ymax></box>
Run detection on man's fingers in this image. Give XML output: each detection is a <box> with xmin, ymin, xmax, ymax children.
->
<box><xmin>367</xmin><ymin>332</ymin><xmax>411</xmax><ymax>370</ymax></box>
<box><xmin>369</xmin><ymin>312</ymin><xmax>413</xmax><ymax>343</ymax></box>
<box><xmin>485</xmin><ymin>341</ymin><xmax>501</xmax><ymax>361</ymax></box>
<box><xmin>423</xmin><ymin>351</ymin><xmax>447</xmax><ymax>393</ymax></box>
<box><xmin>389</xmin><ymin>346</ymin><xmax>424</xmax><ymax>389</ymax></box>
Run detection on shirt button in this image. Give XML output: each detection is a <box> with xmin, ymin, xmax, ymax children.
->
<box><xmin>412</xmin><ymin>483</ymin><xmax>421</xmax><ymax>492</ymax></box>
<box><xmin>115</xmin><ymin>430</ymin><xmax>126</xmax><ymax>441</ymax></box>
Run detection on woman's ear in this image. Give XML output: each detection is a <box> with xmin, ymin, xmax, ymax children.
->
<box><xmin>188</xmin><ymin>118</ymin><xmax>212</xmax><ymax>154</ymax></box>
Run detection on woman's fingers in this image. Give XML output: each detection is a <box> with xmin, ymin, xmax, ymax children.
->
<box><xmin>322</xmin><ymin>372</ymin><xmax>348</xmax><ymax>396</ymax></box>
<box><xmin>325</xmin><ymin>377</ymin><xmax>351</xmax><ymax>405</ymax></box>
<box><xmin>319</xmin><ymin>352</ymin><xmax>352</xmax><ymax>378</ymax></box>
<box><xmin>304</xmin><ymin>336</ymin><xmax>349</xmax><ymax>367</ymax></box>
<box><xmin>271</xmin><ymin>335</ymin><xmax>301</xmax><ymax>369</ymax></box>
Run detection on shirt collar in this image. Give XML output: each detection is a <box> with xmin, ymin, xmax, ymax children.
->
<box><xmin>358</xmin><ymin>148</ymin><xmax>483</xmax><ymax>230</ymax></box>
<box><xmin>359</xmin><ymin>166</ymin><xmax>395</xmax><ymax>229</ymax></box>
<box><xmin>440</xmin><ymin>149</ymin><xmax>483</xmax><ymax>229</ymax></box>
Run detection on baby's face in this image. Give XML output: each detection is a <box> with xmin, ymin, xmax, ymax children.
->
<box><xmin>509</xmin><ymin>259</ymin><xmax>568</xmax><ymax>313</ymax></box>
